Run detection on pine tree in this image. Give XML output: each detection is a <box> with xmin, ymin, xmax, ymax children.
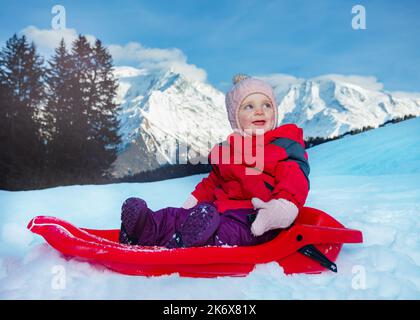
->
<box><xmin>44</xmin><ymin>38</ymin><xmax>75</xmax><ymax>180</ymax></box>
<box><xmin>0</xmin><ymin>34</ymin><xmax>45</xmax><ymax>188</ymax></box>
<box><xmin>45</xmin><ymin>35</ymin><xmax>121</xmax><ymax>183</ymax></box>
<box><xmin>68</xmin><ymin>35</ymin><xmax>121</xmax><ymax>180</ymax></box>
<box><xmin>68</xmin><ymin>35</ymin><xmax>94</xmax><ymax>180</ymax></box>
<box><xmin>89</xmin><ymin>39</ymin><xmax>121</xmax><ymax>177</ymax></box>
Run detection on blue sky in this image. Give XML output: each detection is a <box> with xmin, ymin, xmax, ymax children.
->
<box><xmin>0</xmin><ymin>0</ymin><xmax>419</xmax><ymax>93</ymax></box>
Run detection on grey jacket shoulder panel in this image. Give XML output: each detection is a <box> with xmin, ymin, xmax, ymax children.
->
<box><xmin>271</xmin><ymin>137</ymin><xmax>310</xmax><ymax>186</ymax></box>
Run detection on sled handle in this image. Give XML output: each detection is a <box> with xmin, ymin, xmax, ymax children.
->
<box><xmin>294</xmin><ymin>224</ymin><xmax>363</xmax><ymax>244</ymax></box>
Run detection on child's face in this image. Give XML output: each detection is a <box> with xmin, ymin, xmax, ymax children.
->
<box><xmin>237</xmin><ymin>93</ymin><xmax>275</xmax><ymax>135</ymax></box>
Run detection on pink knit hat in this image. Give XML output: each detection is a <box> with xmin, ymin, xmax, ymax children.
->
<box><xmin>225</xmin><ymin>74</ymin><xmax>278</xmax><ymax>134</ymax></box>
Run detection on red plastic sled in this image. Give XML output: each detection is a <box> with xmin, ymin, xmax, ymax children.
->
<box><xmin>27</xmin><ymin>207</ymin><xmax>362</xmax><ymax>277</ymax></box>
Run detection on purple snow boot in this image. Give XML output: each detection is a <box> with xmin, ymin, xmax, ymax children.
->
<box><xmin>119</xmin><ymin>197</ymin><xmax>152</xmax><ymax>245</ymax></box>
<box><xmin>165</xmin><ymin>202</ymin><xmax>220</xmax><ymax>249</ymax></box>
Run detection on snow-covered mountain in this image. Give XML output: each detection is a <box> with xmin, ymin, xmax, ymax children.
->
<box><xmin>112</xmin><ymin>66</ymin><xmax>420</xmax><ymax>177</ymax></box>
<box><xmin>112</xmin><ymin>66</ymin><xmax>231</xmax><ymax>178</ymax></box>
<box><xmin>274</xmin><ymin>77</ymin><xmax>420</xmax><ymax>139</ymax></box>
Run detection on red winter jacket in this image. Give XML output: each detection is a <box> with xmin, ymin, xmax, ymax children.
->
<box><xmin>191</xmin><ymin>124</ymin><xmax>310</xmax><ymax>214</ymax></box>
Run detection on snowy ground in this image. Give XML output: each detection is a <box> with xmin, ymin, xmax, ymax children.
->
<box><xmin>1</xmin><ymin>118</ymin><xmax>419</xmax><ymax>299</ymax></box>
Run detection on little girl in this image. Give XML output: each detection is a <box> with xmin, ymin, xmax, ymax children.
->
<box><xmin>119</xmin><ymin>74</ymin><xmax>310</xmax><ymax>248</ymax></box>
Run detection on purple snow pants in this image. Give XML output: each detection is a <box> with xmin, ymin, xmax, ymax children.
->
<box><xmin>122</xmin><ymin>198</ymin><xmax>280</xmax><ymax>247</ymax></box>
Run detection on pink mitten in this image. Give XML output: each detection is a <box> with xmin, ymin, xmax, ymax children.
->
<box><xmin>182</xmin><ymin>194</ymin><xmax>198</xmax><ymax>209</ymax></box>
<box><xmin>250</xmin><ymin>197</ymin><xmax>299</xmax><ymax>236</ymax></box>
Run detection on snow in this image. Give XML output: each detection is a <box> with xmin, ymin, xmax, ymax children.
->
<box><xmin>0</xmin><ymin>117</ymin><xmax>419</xmax><ymax>299</ymax></box>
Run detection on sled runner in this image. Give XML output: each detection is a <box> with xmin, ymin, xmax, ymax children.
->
<box><xmin>27</xmin><ymin>207</ymin><xmax>362</xmax><ymax>277</ymax></box>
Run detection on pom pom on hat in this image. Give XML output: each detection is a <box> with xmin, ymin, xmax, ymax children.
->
<box><xmin>232</xmin><ymin>73</ymin><xmax>249</xmax><ymax>85</ymax></box>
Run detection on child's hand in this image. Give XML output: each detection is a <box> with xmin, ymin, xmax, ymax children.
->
<box><xmin>182</xmin><ymin>195</ymin><xmax>198</xmax><ymax>209</ymax></box>
<box><xmin>250</xmin><ymin>198</ymin><xmax>299</xmax><ymax>236</ymax></box>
